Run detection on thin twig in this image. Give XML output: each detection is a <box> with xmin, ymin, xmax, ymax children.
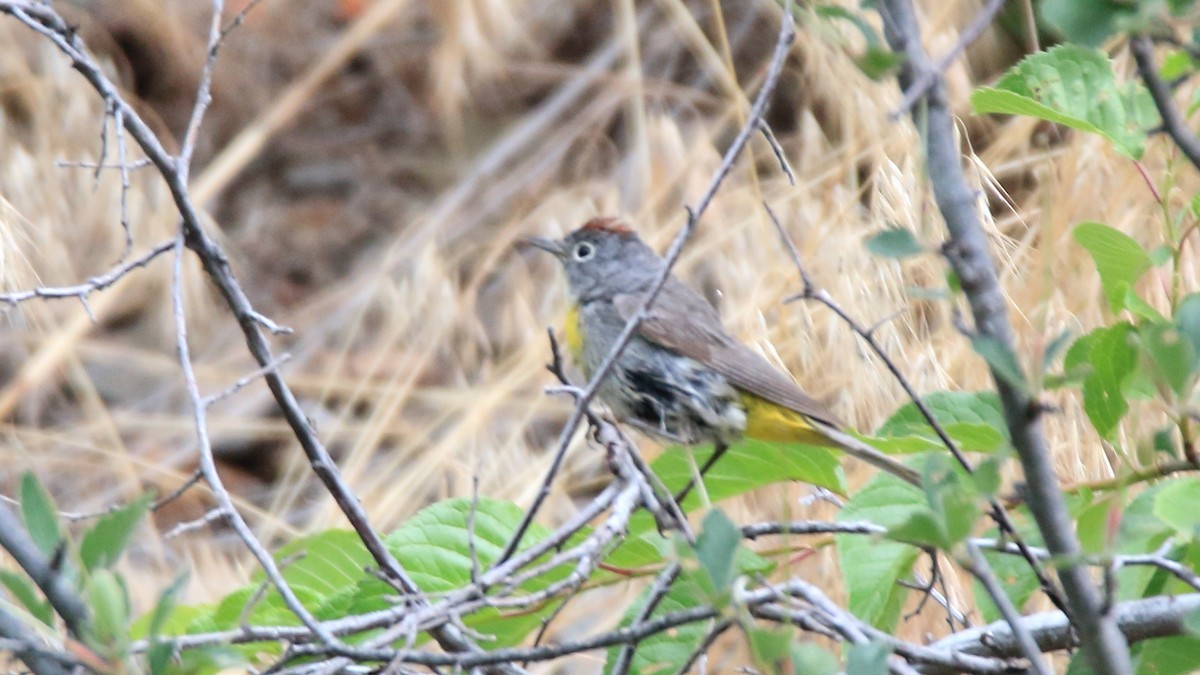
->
<box><xmin>0</xmin><ymin>239</ymin><xmax>174</xmax><ymax>307</ymax></box>
<box><xmin>888</xmin><ymin>0</ymin><xmax>1007</xmax><ymax>119</ymax></box>
<box><xmin>1130</xmin><ymin>35</ymin><xmax>1200</xmax><ymax>172</ymax></box>
<box><xmin>964</xmin><ymin>540</ymin><xmax>1053</xmax><ymax>675</ymax></box>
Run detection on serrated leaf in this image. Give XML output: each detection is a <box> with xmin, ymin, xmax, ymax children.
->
<box><xmin>1075</xmin><ymin>323</ymin><xmax>1137</xmax><ymax>438</ymax></box>
<box><xmin>80</xmin><ymin>493</ymin><xmax>152</xmax><ymax>572</ymax></box>
<box><xmin>381</xmin><ymin>498</ymin><xmax>570</xmax><ymax>646</ymax></box>
<box><xmin>971</xmin><ymin>45</ymin><xmax>1158</xmax><ymax>158</ymax></box>
<box><xmin>865</xmin><ymin>228</ymin><xmax>924</xmax><ymax>259</ymax></box>
<box><xmin>1073</xmin><ymin>222</ymin><xmax>1153</xmax><ymax>312</ymax></box>
<box><xmin>19</xmin><ymin>472</ymin><xmax>61</xmax><ymax>558</ymax></box>
<box><xmin>603</xmin><ymin>569</ymin><xmax>712</xmax><ymax>675</ymax></box>
<box><xmin>695</xmin><ymin>509</ymin><xmax>740</xmax><ymax>594</ymax></box>
<box><xmin>650</xmin><ymin>439</ymin><xmax>847</xmax><ymax>509</ymax></box>
<box><xmin>836</xmin><ymin>475</ymin><xmax>923</xmax><ymax>630</ymax></box>
<box><xmin>0</xmin><ymin>570</ymin><xmax>53</xmax><ymax>626</ymax></box>
<box><xmin>971</xmin><ymin>335</ymin><xmax>1027</xmax><ymax>392</ymax></box>
<box><xmin>875</xmin><ymin>391</ymin><xmax>1007</xmax><ymax>452</ymax></box>
<box><xmin>268</xmin><ymin>529</ymin><xmax>374</xmax><ymax>602</ymax></box>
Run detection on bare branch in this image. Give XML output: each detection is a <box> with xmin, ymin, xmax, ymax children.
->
<box><xmin>1130</xmin><ymin>35</ymin><xmax>1200</xmax><ymax>172</ymax></box>
<box><xmin>876</xmin><ymin>2</ymin><xmax>1131</xmax><ymax>671</ymax></box>
<box><xmin>963</xmin><ymin>540</ymin><xmax>1052</xmax><ymax>675</ymax></box>
<box><xmin>0</xmin><ymin>239</ymin><xmax>174</xmax><ymax>307</ymax></box>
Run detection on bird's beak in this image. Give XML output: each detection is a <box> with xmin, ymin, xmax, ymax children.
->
<box><xmin>521</xmin><ymin>236</ymin><xmax>566</xmax><ymax>258</ymax></box>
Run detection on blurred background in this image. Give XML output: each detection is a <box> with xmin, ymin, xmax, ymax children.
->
<box><xmin>0</xmin><ymin>0</ymin><xmax>1179</xmax><ymax>668</ymax></box>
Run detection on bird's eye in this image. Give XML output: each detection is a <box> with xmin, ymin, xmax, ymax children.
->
<box><xmin>572</xmin><ymin>242</ymin><xmax>595</xmax><ymax>261</ymax></box>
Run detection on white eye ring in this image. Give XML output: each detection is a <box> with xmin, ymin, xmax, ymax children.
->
<box><xmin>572</xmin><ymin>242</ymin><xmax>595</xmax><ymax>261</ymax></box>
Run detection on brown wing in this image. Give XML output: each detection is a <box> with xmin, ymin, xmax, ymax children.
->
<box><xmin>614</xmin><ymin>282</ymin><xmax>845</xmax><ymax>429</ymax></box>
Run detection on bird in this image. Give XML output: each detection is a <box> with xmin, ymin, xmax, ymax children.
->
<box><xmin>526</xmin><ymin>216</ymin><xmax>920</xmax><ymax>490</ymax></box>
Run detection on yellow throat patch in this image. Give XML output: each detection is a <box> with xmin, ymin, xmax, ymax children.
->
<box><xmin>564</xmin><ymin>304</ymin><xmax>585</xmax><ymax>363</ymax></box>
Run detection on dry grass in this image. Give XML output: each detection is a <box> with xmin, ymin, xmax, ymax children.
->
<box><xmin>1</xmin><ymin>0</ymin><xmax>1196</xmax><ymax>669</ymax></box>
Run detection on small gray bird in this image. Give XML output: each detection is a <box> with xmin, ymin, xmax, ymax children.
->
<box><xmin>527</xmin><ymin>217</ymin><xmax>919</xmax><ymax>486</ymax></box>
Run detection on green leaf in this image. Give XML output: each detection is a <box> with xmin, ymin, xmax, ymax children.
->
<box><xmin>887</xmin><ymin>509</ymin><xmax>946</xmax><ymax>549</ymax></box>
<box><xmin>1184</xmin><ymin>608</ymin><xmax>1200</xmax><ymax>636</ymax></box>
<box><xmin>874</xmin><ymin>391</ymin><xmax>1007</xmax><ymax>453</ymax></box>
<box><xmin>0</xmin><ymin>570</ymin><xmax>53</xmax><ymax>626</ymax></box>
<box><xmin>1071</xmin><ymin>323</ymin><xmax>1137</xmax><ymax>438</ymax></box>
<box><xmin>1153</xmin><ymin>477</ymin><xmax>1200</xmax><ymax>536</ymax></box>
<box><xmin>268</xmin><ymin>529</ymin><xmax>375</xmax><ymax>604</ymax></box>
<box><xmin>889</xmin><ymin>455</ymin><xmax>982</xmax><ymax>550</ymax></box>
<box><xmin>1142</xmin><ymin>322</ymin><xmax>1198</xmax><ymax>397</ymax></box>
<box><xmin>971</xmin><ymin>45</ymin><xmax>1158</xmax><ymax>158</ymax></box>
<box><xmin>1124</xmin><ymin>288</ymin><xmax>1166</xmax><ymax>322</ymax></box>
<box><xmin>147</xmin><ymin>574</ymin><xmax>188</xmax><ymax>675</ymax></box>
<box><xmin>1039</xmin><ymin>0</ymin><xmax>1136</xmax><ymax>47</ymax></box>
<box><xmin>1149</xmin><ymin>244</ymin><xmax>1174</xmax><ymax>267</ymax></box>
<box><xmin>1159</xmin><ymin>50</ymin><xmax>1196</xmax><ymax>81</ymax></box>
<box><xmin>1073</xmin><ymin>222</ymin><xmax>1153</xmax><ymax>312</ymax></box>
<box><xmin>1129</xmin><ymin>636</ymin><xmax>1200</xmax><ymax>675</ymax></box>
<box><xmin>790</xmin><ymin>643</ymin><xmax>839</xmax><ymax>675</ymax></box>
<box><xmin>87</xmin><ymin>568</ymin><xmax>130</xmax><ymax>651</ymax></box>
<box><xmin>80</xmin><ymin>493</ymin><xmax>153</xmax><ymax>572</ymax></box>
<box><xmin>971</xmin><ymin>335</ymin><xmax>1027</xmax><ymax>392</ymax></box>
<box><xmin>855</xmin><ymin>48</ymin><xmax>904</xmax><ymax>81</ymax></box>
<box><xmin>603</xmin><ymin>568</ymin><xmax>712</xmax><ymax>675</ymax></box>
<box><xmin>381</xmin><ymin>498</ymin><xmax>570</xmax><ymax>646</ymax></box>
<box><xmin>972</xmin><ymin>513</ymin><xmax>1044</xmax><ymax>623</ymax></box>
<box><xmin>19</xmin><ymin>472</ymin><xmax>61</xmax><ymax>558</ymax></box>
<box><xmin>747</xmin><ymin>627</ymin><xmax>794</xmax><ymax>673</ymax></box>
<box><xmin>695</xmin><ymin>509</ymin><xmax>740</xmax><ymax>594</ymax></box>
<box><xmin>1076</xmin><ymin>494</ymin><xmax>1119</xmax><ymax>555</ymax></box>
<box><xmin>650</xmin><ymin>439</ymin><xmax>847</xmax><ymax>509</ymax></box>
<box><xmin>1115</xmin><ymin>484</ymin><xmax>1175</xmax><ymax>601</ymax></box>
<box><xmin>865</xmin><ymin>228</ymin><xmax>924</xmax><ymax>259</ymax></box>
<box><xmin>1174</xmin><ymin>293</ymin><xmax>1200</xmax><ymax>356</ymax></box>
<box><xmin>837</xmin><ymin>475</ymin><xmax>923</xmax><ymax>630</ymax></box>
<box><xmin>845</xmin><ymin>642</ymin><xmax>892</xmax><ymax>675</ymax></box>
